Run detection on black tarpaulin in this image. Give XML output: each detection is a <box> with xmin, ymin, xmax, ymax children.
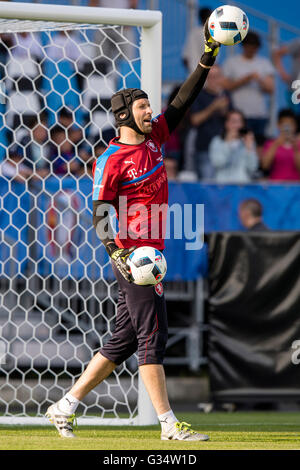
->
<box><xmin>207</xmin><ymin>232</ymin><xmax>300</xmax><ymax>402</ymax></box>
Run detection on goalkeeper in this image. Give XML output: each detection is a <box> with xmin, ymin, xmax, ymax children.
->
<box><xmin>46</xmin><ymin>24</ymin><xmax>220</xmax><ymax>441</ymax></box>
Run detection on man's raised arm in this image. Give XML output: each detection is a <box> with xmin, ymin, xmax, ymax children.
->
<box><xmin>164</xmin><ymin>21</ymin><xmax>220</xmax><ymax>134</ymax></box>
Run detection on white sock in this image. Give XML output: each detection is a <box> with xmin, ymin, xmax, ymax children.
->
<box><xmin>58</xmin><ymin>392</ymin><xmax>79</xmax><ymax>415</ymax></box>
<box><xmin>158</xmin><ymin>409</ymin><xmax>178</xmax><ymax>432</ymax></box>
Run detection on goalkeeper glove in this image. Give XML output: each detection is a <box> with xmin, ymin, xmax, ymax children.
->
<box><xmin>200</xmin><ymin>19</ymin><xmax>221</xmax><ymax>68</ymax></box>
<box><xmin>110</xmin><ymin>246</ymin><xmax>136</xmax><ymax>283</ymax></box>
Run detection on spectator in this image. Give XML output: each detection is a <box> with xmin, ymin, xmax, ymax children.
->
<box><xmin>50</xmin><ymin>125</ymin><xmax>81</xmax><ymax>176</ymax></box>
<box><xmin>78</xmin><ymin>136</ymin><xmax>112</xmax><ymax>178</ymax></box>
<box><xmin>57</xmin><ymin>107</ymin><xmax>84</xmax><ymax>152</ymax></box>
<box><xmin>223</xmin><ymin>31</ymin><xmax>275</xmax><ymax>138</ymax></box>
<box><xmin>1</xmin><ymin>150</ymin><xmax>33</xmax><ymax>183</ymax></box>
<box><xmin>164</xmin><ymin>157</ymin><xmax>178</xmax><ymax>182</ymax></box>
<box><xmin>58</xmin><ymin>107</ymin><xmax>73</xmax><ymax>129</ymax></box>
<box><xmin>238</xmin><ymin>199</ymin><xmax>269</xmax><ymax>231</ymax></box>
<box><xmin>182</xmin><ymin>7</ymin><xmax>212</xmax><ymax>74</ymax></box>
<box><xmin>261</xmin><ymin>109</ymin><xmax>300</xmax><ymax>181</ymax></box>
<box><xmin>209</xmin><ymin>110</ymin><xmax>258</xmax><ymax>183</ymax></box>
<box><xmin>186</xmin><ymin>64</ymin><xmax>230</xmax><ymax>179</ymax></box>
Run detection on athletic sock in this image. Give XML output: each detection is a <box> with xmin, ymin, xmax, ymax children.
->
<box><xmin>158</xmin><ymin>409</ymin><xmax>178</xmax><ymax>433</ymax></box>
<box><xmin>58</xmin><ymin>392</ymin><xmax>79</xmax><ymax>415</ymax></box>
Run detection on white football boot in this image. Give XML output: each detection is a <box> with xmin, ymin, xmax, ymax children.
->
<box><xmin>161</xmin><ymin>421</ymin><xmax>209</xmax><ymax>441</ymax></box>
<box><xmin>46</xmin><ymin>402</ymin><xmax>76</xmax><ymax>438</ymax></box>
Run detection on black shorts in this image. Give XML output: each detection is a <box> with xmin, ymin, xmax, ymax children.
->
<box><xmin>100</xmin><ymin>263</ymin><xmax>168</xmax><ymax>366</ymax></box>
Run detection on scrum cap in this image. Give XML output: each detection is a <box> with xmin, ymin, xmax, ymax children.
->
<box><xmin>111</xmin><ymin>88</ymin><xmax>148</xmax><ymax>135</ymax></box>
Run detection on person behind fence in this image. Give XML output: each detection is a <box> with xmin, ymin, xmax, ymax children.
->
<box><xmin>238</xmin><ymin>199</ymin><xmax>269</xmax><ymax>232</ymax></box>
<box><xmin>208</xmin><ymin>109</ymin><xmax>258</xmax><ymax>183</ymax></box>
<box><xmin>185</xmin><ymin>64</ymin><xmax>230</xmax><ymax>180</ymax></box>
<box><xmin>49</xmin><ymin>125</ymin><xmax>81</xmax><ymax>177</ymax></box>
<box><xmin>182</xmin><ymin>6</ymin><xmax>212</xmax><ymax>74</ymax></box>
<box><xmin>222</xmin><ymin>31</ymin><xmax>275</xmax><ymax>139</ymax></box>
<box><xmin>45</xmin><ymin>20</ymin><xmax>221</xmax><ymax>442</ymax></box>
<box><xmin>57</xmin><ymin>107</ymin><xmax>73</xmax><ymax>130</ymax></box>
<box><xmin>163</xmin><ymin>156</ymin><xmax>178</xmax><ymax>182</ymax></box>
<box><xmin>260</xmin><ymin>109</ymin><xmax>300</xmax><ymax>181</ymax></box>
<box><xmin>0</xmin><ymin>149</ymin><xmax>33</xmax><ymax>183</ymax></box>
<box><xmin>11</xmin><ymin>113</ymin><xmax>50</xmax><ymax>178</ymax></box>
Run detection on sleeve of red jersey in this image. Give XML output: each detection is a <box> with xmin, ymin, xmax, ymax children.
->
<box><xmin>150</xmin><ymin>113</ymin><xmax>170</xmax><ymax>146</ymax></box>
<box><xmin>92</xmin><ymin>154</ymin><xmax>120</xmax><ymax>201</ymax></box>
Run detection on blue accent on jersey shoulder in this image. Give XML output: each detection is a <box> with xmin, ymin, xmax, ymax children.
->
<box><xmin>121</xmin><ymin>161</ymin><xmax>163</xmax><ymax>187</ymax></box>
<box><xmin>151</xmin><ymin>113</ymin><xmax>162</xmax><ymax>122</ymax></box>
<box><xmin>92</xmin><ymin>144</ymin><xmax>120</xmax><ymax>200</ymax></box>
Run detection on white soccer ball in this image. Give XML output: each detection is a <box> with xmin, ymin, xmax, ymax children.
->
<box><xmin>127</xmin><ymin>246</ymin><xmax>167</xmax><ymax>286</ymax></box>
<box><xmin>208</xmin><ymin>5</ymin><xmax>249</xmax><ymax>46</ymax></box>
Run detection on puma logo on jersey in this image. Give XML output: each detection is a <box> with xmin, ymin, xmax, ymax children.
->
<box><xmin>125</xmin><ymin>158</ymin><xmax>135</xmax><ymax>165</ymax></box>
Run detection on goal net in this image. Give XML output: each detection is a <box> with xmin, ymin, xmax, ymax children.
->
<box><xmin>0</xmin><ymin>2</ymin><xmax>161</xmax><ymax>425</ymax></box>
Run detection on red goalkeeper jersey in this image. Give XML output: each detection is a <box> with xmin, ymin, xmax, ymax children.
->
<box><xmin>92</xmin><ymin>114</ymin><xmax>170</xmax><ymax>250</ymax></box>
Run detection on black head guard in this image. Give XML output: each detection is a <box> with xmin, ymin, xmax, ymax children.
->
<box><xmin>111</xmin><ymin>88</ymin><xmax>148</xmax><ymax>135</ymax></box>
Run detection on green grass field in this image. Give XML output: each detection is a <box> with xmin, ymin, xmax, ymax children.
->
<box><xmin>0</xmin><ymin>411</ymin><xmax>299</xmax><ymax>450</ymax></box>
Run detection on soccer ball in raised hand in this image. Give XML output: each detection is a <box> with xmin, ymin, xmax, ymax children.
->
<box><xmin>208</xmin><ymin>5</ymin><xmax>249</xmax><ymax>46</ymax></box>
<box><xmin>127</xmin><ymin>246</ymin><xmax>167</xmax><ymax>286</ymax></box>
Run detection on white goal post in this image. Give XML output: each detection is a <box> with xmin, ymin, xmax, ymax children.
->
<box><xmin>0</xmin><ymin>2</ymin><xmax>162</xmax><ymax>114</ymax></box>
<box><xmin>0</xmin><ymin>1</ymin><xmax>162</xmax><ymax>426</ymax></box>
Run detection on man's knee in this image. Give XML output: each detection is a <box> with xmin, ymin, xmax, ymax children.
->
<box><xmin>100</xmin><ymin>337</ymin><xmax>138</xmax><ymax>366</ymax></box>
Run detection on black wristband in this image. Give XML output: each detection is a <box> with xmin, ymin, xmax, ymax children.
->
<box><xmin>200</xmin><ymin>52</ymin><xmax>216</xmax><ymax>68</ymax></box>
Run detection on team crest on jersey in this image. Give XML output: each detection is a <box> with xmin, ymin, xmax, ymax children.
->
<box><xmin>155</xmin><ymin>282</ymin><xmax>164</xmax><ymax>297</ymax></box>
<box><xmin>146</xmin><ymin>140</ymin><xmax>158</xmax><ymax>152</ymax></box>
